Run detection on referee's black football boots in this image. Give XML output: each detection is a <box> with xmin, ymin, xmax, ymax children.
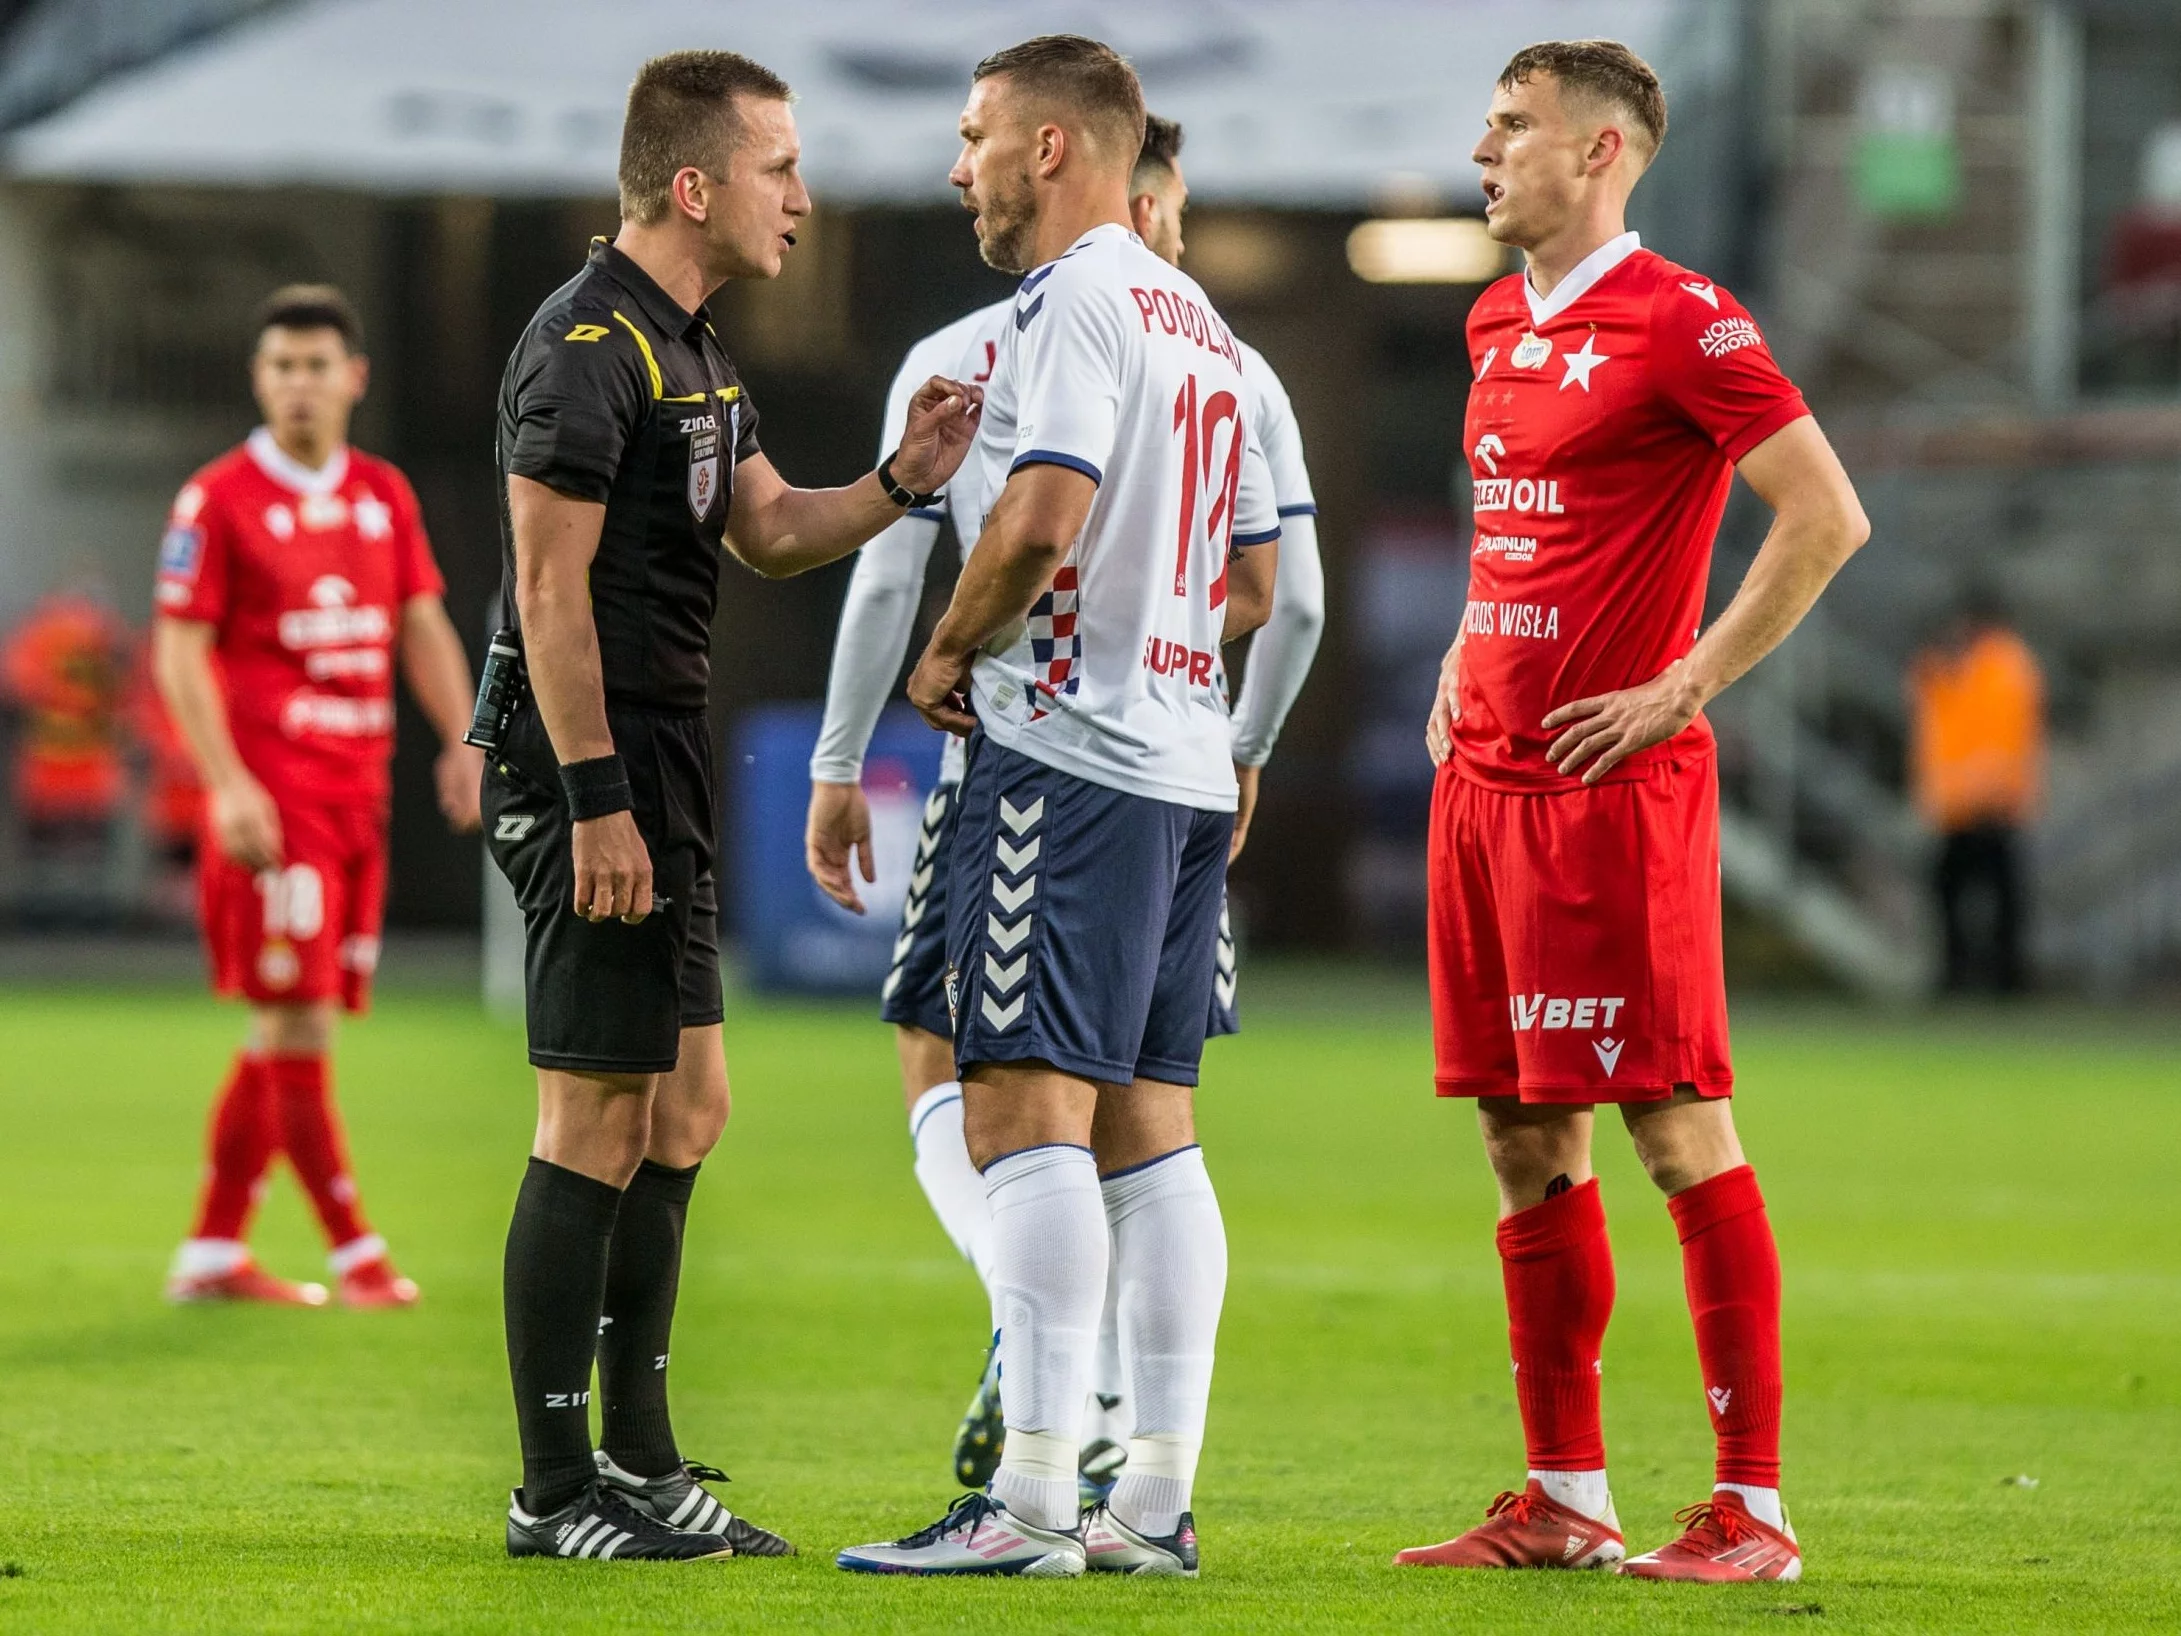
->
<box><xmin>595</xmin><ymin>1451</ymin><xmax>797</xmax><ymax>1556</ymax></box>
<box><xmin>506</xmin><ymin>1480</ymin><xmax>733</xmax><ymax>1561</ymax></box>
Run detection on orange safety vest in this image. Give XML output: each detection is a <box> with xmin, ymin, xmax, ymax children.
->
<box><xmin>1906</xmin><ymin>627</ymin><xmax>2045</xmax><ymax>832</ymax></box>
<box><xmin>0</xmin><ymin>593</ymin><xmax>130</xmax><ymax>823</ymax></box>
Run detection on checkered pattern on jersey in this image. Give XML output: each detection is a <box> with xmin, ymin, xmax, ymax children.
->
<box><xmin>1026</xmin><ymin>566</ymin><xmax>1080</xmax><ymax>721</ymax></box>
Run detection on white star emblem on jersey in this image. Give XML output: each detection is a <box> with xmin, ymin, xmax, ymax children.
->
<box><xmin>1559</xmin><ymin>335</ymin><xmax>1612</xmax><ymax>393</ymax></box>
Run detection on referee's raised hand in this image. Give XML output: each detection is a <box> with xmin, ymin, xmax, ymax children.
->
<box><xmin>891</xmin><ymin>376</ymin><xmax>983</xmax><ymax>494</ymax></box>
<box><xmin>572</xmin><ymin>810</ymin><xmax>654</xmax><ymax>924</ymax></box>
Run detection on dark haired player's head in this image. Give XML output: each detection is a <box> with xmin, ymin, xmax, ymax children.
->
<box><xmin>251</xmin><ymin>284</ymin><xmax>367</xmax><ymax>462</ymax></box>
<box><xmin>1474</xmin><ymin>39</ymin><xmax>1667</xmax><ymax>254</ymax></box>
<box><xmin>617</xmin><ymin>48</ymin><xmax>807</xmax><ymax>281</ymax></box>
<box><xmin>951</xmin><ymin>34</ymin><xmax>1147</xmax><ymax>274</ymax></box>
<box><xmin>1129</xmin><ymin>114</ymin><xmax>1188</xmax><ymax>265</ymax></box>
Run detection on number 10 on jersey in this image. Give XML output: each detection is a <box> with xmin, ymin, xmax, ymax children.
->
<box><xmin>1172</xmin><ymin>372</ymin><xmax>1244</xmax><ymax>607</ymax></box>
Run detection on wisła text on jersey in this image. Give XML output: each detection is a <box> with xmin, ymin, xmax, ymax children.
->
<box><xmin>1463</xmin><ymin>601</ymin><xmax>1561</xmax><ymax>641</ymax></box>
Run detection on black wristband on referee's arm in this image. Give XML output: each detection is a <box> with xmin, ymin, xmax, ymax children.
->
<box><xmin>560</xmin><ymin>755</ymin><xmax>633</xmax><ymax>822</ymax></box>
<box><xmin>877</xmin><ymin>450</ymin><xmax>942</xmax><ymax>510</ymax></box>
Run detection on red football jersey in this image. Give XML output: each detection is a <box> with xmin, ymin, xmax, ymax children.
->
<box><xmin>1454</xmin><ymin>236</ymin><xmax>1809</xmax><ymax>789</ymax></box>
<box><xmin>154</xmin><ymin>429</ymin><xmax>444</xmax><ymax>804</ymax></box>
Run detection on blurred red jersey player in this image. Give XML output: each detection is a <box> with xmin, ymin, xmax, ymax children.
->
<box><xmin>1393</xmin><ymin>44</ymin><xmax>1868</xmax><ymax>1581</ymax></box>
<box><xmin>154</xmin><ymin>284</ymin><xmax>483</xmax><ymax>1309</ymax></box>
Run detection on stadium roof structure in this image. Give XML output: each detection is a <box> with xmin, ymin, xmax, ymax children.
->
<box><xmin>0</xmin><ymin>0</ymin><xmax>1683</xmax><ymax>206</ymax></box>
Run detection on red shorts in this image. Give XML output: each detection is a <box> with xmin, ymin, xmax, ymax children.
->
<box><xmin>1427</xmin><ymin>750</ymin><xmax>1732</xmax><ymax>1104</ymax></box>
<box><xmin>199</xmin><ymin>798</ymin><xmax>388</xmax><ymax>1013</ymax></box>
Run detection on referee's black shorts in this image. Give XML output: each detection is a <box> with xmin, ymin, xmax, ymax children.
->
<box><xmin>483</xmin><ymin>701</ymin><xmax>724</xmax><ymax>1075</ymax></box>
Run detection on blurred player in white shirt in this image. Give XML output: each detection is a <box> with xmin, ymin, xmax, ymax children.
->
<box><xmin>837</xmin><ymin>36</ymin><xmax>1280</xmax><ymax>1579</ymax></box>
<box><xmin>807</xmin><ymin>110</ymin><xmax>1324</xmax><ymax>1514</ymax></box>
<box><xmin>805</xmin><ymin>300</ymin><xmax>1014</xmax><ymax>1491</ymax></box>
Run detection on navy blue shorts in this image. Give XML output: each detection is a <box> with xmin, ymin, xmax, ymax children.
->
<box><xmin>879</xmin><ymin>780</ymin><xmax>957</xmax><ymax>1039</ymax></box>
<box><xmin>946</xmin><ymin>734</ymin><xmax>1234</xmax><ymax>1087</ymax></box>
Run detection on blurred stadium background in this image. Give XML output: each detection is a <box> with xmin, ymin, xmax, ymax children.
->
<box><xmin>2</xmin><ymin>4</ymin><xmax>2180</xmax><ymax>1629</ymax></box>
<box><xmin>0</xmin><ymin>0</ymin><xmax>2177</xmax><ymax>1000</ymax></box>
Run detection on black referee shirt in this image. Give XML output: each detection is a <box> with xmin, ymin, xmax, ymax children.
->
<box><xmin>496</xmin><ymin>239</ymin><xmax>762</xmax><ymax>712</ymax></box>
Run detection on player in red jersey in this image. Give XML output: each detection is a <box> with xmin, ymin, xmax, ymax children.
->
<box><xmin>154</xmin><ymin>285</ymin><xmax>483</xmax><ymax>1309</ymax></box>
<box><xmin>1392</xmin><ymin>43</ymin><xmax>1868</xmax><ymax>1582</ymax></box>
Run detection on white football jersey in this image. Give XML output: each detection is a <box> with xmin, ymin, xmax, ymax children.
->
<box><xmin>810</xmin><ymin>298</ymin><xmax>1010</xmax><ymax>788</ymax></box>
<box><xmin>1239</xmin><ymin>340</ymin><xmax>1316</xmax><ymax>520</ymax></box>
<box><xmin>962</xmin><ymin>223</ymin><xmax>1280</xmax><ymax>812</ymax></box>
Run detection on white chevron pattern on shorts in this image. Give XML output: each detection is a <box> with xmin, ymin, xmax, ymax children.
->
<box><xmin>888</xmin><ymin>785</ymin><xmax>951</xmax><ymax>993</ymax></box>
<box><xmin>980</xmin><ymin>789</ymin><xmax>1044</xmax><ymax>1033</ymax></box>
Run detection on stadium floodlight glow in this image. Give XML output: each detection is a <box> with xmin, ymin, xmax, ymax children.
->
<box><xmin>1346</xmin><ymin>218</ymin><xmax>1505</xmax><ymax>284</ymax></box>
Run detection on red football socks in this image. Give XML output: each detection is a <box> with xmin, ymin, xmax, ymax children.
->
<box><xmin>1668</xmin><ymin>1164</ymin><xmax>1783</xmax><ymax>1488</ymax></box>
<box><xmin>1497</xmin><ymin>1177</ymin><xmax>1615</xmax><ymax>1471</ymax></box>
<box><xmin>266</xmin><ymin>1053</ymin><xmax>371</xmax><ymax>1251</ymax></box>
<box><xmin>190</xmin><ymin>1052</ymin><xmax>277</xmax><ymax>1242</ymax></box>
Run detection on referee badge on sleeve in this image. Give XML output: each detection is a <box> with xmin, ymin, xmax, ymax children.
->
<box><xmin>688</xmin><ymin>426</ymin><xmax>721</xmax><ymax>521</ymax></box>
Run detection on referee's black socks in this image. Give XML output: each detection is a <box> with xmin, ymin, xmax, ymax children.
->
<box><xmin>598</xmin><ymin>1159</ymin><xmax>700</xmax><ymax>1478</ymax></box>
<box><xmin>504</xmin><ymin>1156</ymin><xmax>623</xmax><ymax>1514</ymax></box>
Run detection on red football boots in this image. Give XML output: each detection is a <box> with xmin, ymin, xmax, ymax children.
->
<box><xmin>165</xmin><ymin>1258</ymin><xmax>328</xmax><ymax>1306</ymax></box>
<box><xmin>1620</xmin><ymin>1491</ymin><xmax>1801</xmax><ymax>1581</ymax></box>
<box><xmin>1394</xmin><ymin>1480</ymin><xmax>1625</xmax><ymax>1570</ymax></box>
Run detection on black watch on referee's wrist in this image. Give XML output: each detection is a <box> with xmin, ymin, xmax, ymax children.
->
<box><xmin>877</xmin><ymin>450</ymin><xmax>942</xmax><ymax>510</ymax></box>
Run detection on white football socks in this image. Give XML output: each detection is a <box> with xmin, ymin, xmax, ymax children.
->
<box><xmin>1533</xmin><ymin>1468</ymin><xmax>1614</xmax><ymax>1523</ymax></box>
<box><xmin>1718</xmin><ymin>1482</ymin><xmax>1787</xmax><ymax>1530</ymax></box>
<box><xmin>1093</xmin><ymin>1255</ymin><xmax>1124</xmax><ymax>1404</ymax></box>
<box><xmin>908</xmin><ymin>1083</ymin><xmax>995</xmax><ymax>1289</ymax></box>
<box><xmin>984</xmin><ymin>1144</ymin><xmax>1107</xmax><ymax>1533</ymax></box>
<box><xmin>1102</xmin><ymin>1145</ymin><xmax>1227</xmax><ymax>1539</ymax></box>
<box><xmin>171</xmin><ymin>1238</ymin><xmax>248</xmax><ymax>1279</ymax></box>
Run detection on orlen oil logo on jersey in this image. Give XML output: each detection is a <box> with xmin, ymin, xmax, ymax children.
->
<box><xmin>1472</xmin><ymin>475</ymin><xmax>1567</xmax><ymax>515</ymax></box>
<box><xmin>278</xmin><ymin>575</ymin><xmax>392</xmax><ymax>650</ymax></box>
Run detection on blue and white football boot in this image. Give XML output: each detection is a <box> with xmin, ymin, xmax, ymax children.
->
<box><xmin>836</xmin><ymin>1492</ymin><xmax>1086</xmax><ymax>1577</ymax></box>
<box><xmin>1083</xmin><ymin>1502</ymin><xmax>1199</xmax><ymax>1577</ymax></box>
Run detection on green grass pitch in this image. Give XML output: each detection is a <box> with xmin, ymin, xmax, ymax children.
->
<box><xmin>0</xmin><ymin>974</ymin><xmax>2177</xmax><ymax>1632</ymax></box>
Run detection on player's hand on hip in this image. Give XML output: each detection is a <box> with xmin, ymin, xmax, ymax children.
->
<box><xmin>806</xmin><ymin>780</ymin><xmax>875</xmax><ymax>914</ymax></box>
<box><xmin>907</xmin><ymin>642</ymin><xmax>978</xmax><ymax>737</ymax></box>
<box><xmin>571</xmin><ymin>810</ymin><xmax>653</xmax><ymax>924</ymax></box>
<box><xmin>1543</xmin><ymin>660</ymin><xmax>1705</xmax><ymax>784</ymax></box>
<box><xmin>435</xmin><ymin>741</ymin><xmax>486</xmax><ymax>834</ymax></box>
<box><xmin>1228</xmin><ymin>762</ymin><xmax>1261</xmax><ymax>863</ymax></box>
<box><xmin>1425</xmin><ymin>637</ymin><xmax>1463</xmax><ymax>766</ymax></box>
<box><xmin>210</xmin><ymin>773</ymin><xmax>283</xmax><ymax>871</ymax></box>
<box><xmin>893</xmin><ymin>377</ymin><xmax>984</xmax><ymax>493</ymax></box>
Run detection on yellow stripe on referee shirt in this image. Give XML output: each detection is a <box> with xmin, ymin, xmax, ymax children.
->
<box><xmin>610</xmin><ymin>311</ymin><xmax>663</xmax><ymax>400</ymax></box>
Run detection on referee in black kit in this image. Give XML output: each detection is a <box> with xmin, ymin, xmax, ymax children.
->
<box><xmin>482</xmin><ymin>50</ymin><xmax>979</xmax><ymax>1561</ymax></box>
